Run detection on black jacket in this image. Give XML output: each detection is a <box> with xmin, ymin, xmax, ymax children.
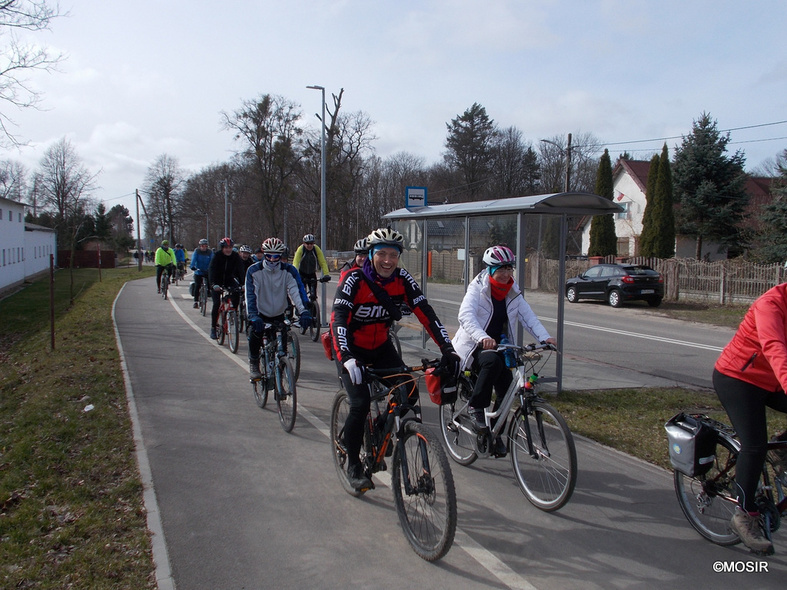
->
<box><xmin>208</xmin><ymin>250</ymin><xmax>244</xmax><ymax>289</ymax></box>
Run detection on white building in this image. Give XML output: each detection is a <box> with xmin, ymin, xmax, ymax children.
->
<box><xmin>0</xmin><ymin>196</ymin><xmax>57</xmax><ymax>294</ymax></box>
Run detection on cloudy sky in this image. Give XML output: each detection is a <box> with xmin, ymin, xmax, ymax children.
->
<box><xmin>6</xmin><ymin>0</ymin><xmax>787</xmax><ymax>217</ymax></box>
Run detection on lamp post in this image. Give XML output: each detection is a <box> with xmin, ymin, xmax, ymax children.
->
<box><xmin>307</xmin><ymin>84</ymin><xmax>328</xmax><ymax>327</ymax></box>
<box><xmin>540</xmin><ymin>133</ymin><xmax>572</xmax><ymax>192</ymax></box>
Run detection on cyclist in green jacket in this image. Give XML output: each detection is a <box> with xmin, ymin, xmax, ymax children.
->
<box><xmin>155</xmin><ymin>240</ymin><xmax>177</xmax><ymax>294</ymax></box>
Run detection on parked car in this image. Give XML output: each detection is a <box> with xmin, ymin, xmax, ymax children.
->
<box><xmin>565</xmin><ymin>263</ymin><xmax>664</xmax><ymax>308</ymax></box>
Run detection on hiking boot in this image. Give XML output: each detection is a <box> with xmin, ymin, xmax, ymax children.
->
<box><xmin>768</xmin><ymin>433</ymin><xmax>787</xmax><ymax>475</ymax></box>
<box><xmin>210</xmin><ymin>328</ymin><xmax>218</xmax><ymax>340</ymax></box>
<box><xmin>193</xmin><ymin>301</ymin><xmax>199</xmax><ymax>309</ymax></box>
<box><xmin>347</xmin><ymin>463</ymin><xmax>373</xmax><ymax>491</ymax></box>
<box><xmin>492</xmin><ymin>435</ymin><xmax>507</xmax><ymax>457</ymax></box>
<box><xmin>469</xmin><ymin>408</ymin><xmax>488</xmax><ymax>433</ymax></box>
<box><xmin>249</xmin><ymin>357</ymin><xmax>262</xmax><ymax>380</ymax></box>
<box><xmin>731</xmin><ymin>509</ymin><xmax>774</xmax><ymax>555</ymax></box>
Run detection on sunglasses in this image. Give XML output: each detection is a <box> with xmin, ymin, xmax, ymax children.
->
<box><xmin>264</xmin><ymin>253</ymin><xmax>281</xmax><ymax>261</ymax></box>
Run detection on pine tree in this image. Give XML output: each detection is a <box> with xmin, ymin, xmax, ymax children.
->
<box><xmin>638</xmin><ymin>154</ymin><xmax>660</xmax><ymax>257</ymax></box>
<box><xmin>653</xmin><ymin>144</ymin><xmax>675</xmax><ymax>258</ymax></box>
<box><xmin>588</xmin><ymin>149</ymin><xmax>617</xmax><ymax>256</ymax></box>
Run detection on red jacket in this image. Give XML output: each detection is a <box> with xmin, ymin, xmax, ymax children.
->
<box><xmin>330</xmin><ymin>267</ymin><xmax>454</xmax><ymax>363</ymax></box>
<box><xmin>715</xmin><ymin>283</ymin><xmax>787</xmax><ymax>393</ymax></box>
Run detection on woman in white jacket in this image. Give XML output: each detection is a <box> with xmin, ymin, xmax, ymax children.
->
<box><xmin>452</xmin><ymin>246</ymin><xmax>556</xmax><ymax>454</ymax></box>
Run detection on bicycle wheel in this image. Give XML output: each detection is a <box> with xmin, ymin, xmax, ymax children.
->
<box><xmin>287</xmin><ymin>331</ymin><xmax>301</xmax><ymax>382</ymax></box>
<box><xmin>162</xmin><ymin>276</ymin><xmax>169</xmax><ymax>300</ymax></box>
<box><xmin>674</xmin><ymin>435</ymin><xmax>741</xmax><ymax>546</ymax></box>
<box><xmin>228</xmin><ymin>310</ymin><xmax>239</xmax><ymax>354</ymax></box>
<box><xmin>200</xmin><ymin>285</ymin><xmax>207</xmax><ymax>316</ymax></box>
<box><xmin>218</xmin><ymin>310</ymin><xmax>226</xmax><ymax>345</ymax></box>
<box><xmin>438</xmin><ymin>376</ymin><xmax>477</xmax><ymax>466</ymax></box>
<box><xmin>392</xmin><ymin>421</ymin><xmax>457</xmax><ymax>561</ymax></box>
<box><xmin>330</xmin><ymin>391</ymin><xmax>367</xmax><ymax>498</ymax></box>
<box><xmin>251</xmin><ymin>378</ymin><xmax>268</xmax><ymax>409</ymax></box>
<box><xmin>389</xmin><ymin>328</ymin><xmax>402</xmax><ymax>358</ymax></box>
<box><xmin>509</xmin><ymin>401</ymin><xmax>577</xmax><ymax>512</ymax></box>
<box><xmin>275</xmin><ymin>357</ymin><xmax>297</xmax><ymax>433</ymax></box>
<box><xmin>309</xmin><ymin>301</ymin><xmax>321</xmax><ymax>342</ymax></box>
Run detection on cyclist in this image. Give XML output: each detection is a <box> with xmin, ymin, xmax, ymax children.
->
<box><xmin>451</xmin><ymin>245</ymin><xmax>556</xmax><ymax>456</ymax></box>
<box><xmin>330</xmin><ymin>227</ymin><xmax>459</xmax><ymax>490</ymax></box>
<box><xmin>154</xmin><ymin>239</ymin><xmax>177</xmax><ymax>294</ymax></box>
<box><xmin>208</xmin><ymin>237</ymin><xmax>244</xmax><ymax>340</ymax></box>
<box><xmin>173</xmin><ymin>243</ymin><xmax>187</xmax><ymax>279</ymax></box>
<box><xmin>339</xmin><ymin>237</ymin><xmax>369</xmax><ymax>278</ymax></box>
<box><xmin>190</xmin><ymin>239</ymin><xmax>213</xmax><ymax>309</ymax></box>
<box><xmin>246</xmin><ymin>237</ymin><xmax>312</xmax><ymax>379</ymax></box>
<box><xmin>238</xmin><ymin>244</ymin><xmax>255</xmax><ymax>275</ymax></box>
<box><xmin>713</xmin><ymin>282</ymin><xmax>787</xmax><ymax>555</ymax></box>
<box><xmin>293</xmin><ymin>233</ymin><xmax>331</xmax><ymax>295</ymax></box>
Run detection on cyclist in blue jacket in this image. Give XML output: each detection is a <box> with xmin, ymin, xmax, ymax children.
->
<box><xmin>190</xmin><ymin>239</ymin><xmax>213</xmax><ymax>309</ymax></box>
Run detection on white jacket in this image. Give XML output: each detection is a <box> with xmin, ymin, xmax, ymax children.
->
<box><xmin>452</xmin><ymin>270</ymin><xmax>551</xmax><ymax>370</ymax></box>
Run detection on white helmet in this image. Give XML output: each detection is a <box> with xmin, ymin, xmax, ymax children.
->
<box><xmin>483</xmin><ymin>245</ymin><xmax>515</xmax><ymax>267</ymax></box>
<box><xmin>303</xmin><ymin>234</ymin><xmax>315</xmax><ymax>244</ymax></box>
<box><xmin>353</xmin><ymin>237</ymin><xmax>369</xmax><ymax>254</ymax></box>
<box><xmin>261</xmin><ymin>237</ymin><xmax>286</xmax><ymax>254</ymax></box>
<box><xmin>367</xmin><ymin>228</ymin><xmax>404</xmax><ymax>252</ymax></box>
<box><xmin>239</xmin><ymin>244</ymin><xmax>252</xmax><ymax>254</ymax></box>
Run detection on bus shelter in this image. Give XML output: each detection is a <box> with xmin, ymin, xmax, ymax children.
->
<box><xmin>384</xmin><ymin>191</ymin><xmax>623</xmax><ymax>392</ymax></box>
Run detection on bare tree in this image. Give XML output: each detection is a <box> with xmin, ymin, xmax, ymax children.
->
<box><xmin>0</xmin><ymin>157</ymin><xmax>27</xmax><ymax>200</ymax></box>
<box><xmin>0</xmin><ymin>0</ymin><xmax>64</xmax><ymax>146</ymax></box>
<box><xmin>35</xmin><ymin>136</ymin><xmax>98</xmax><ymax>248</ymax></box>
<box><xmin>143</xmin><ymin>153</ymin><xmax>184</xmax><ymax>243</ymax></box>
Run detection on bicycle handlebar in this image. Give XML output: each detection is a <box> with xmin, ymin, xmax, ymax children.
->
<box><xmin>364</xmin><ymin>358</ymin><xmax>441</xmax><ymax>379</ymax></box>
<box><xmin>496</xmin><ymin>342</ymin><xmax>557</xmax><ymax>353</ymax></box>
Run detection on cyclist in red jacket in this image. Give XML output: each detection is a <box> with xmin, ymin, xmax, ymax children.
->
<box><xmin>330</xmin><ymin>227</ymin><xmax>459</xmax><ymax>490</ymax></box>
<box><xmin>714</xmin><ymin>282</ymin><xmax>787</xmax><ymax>555</ymax></box>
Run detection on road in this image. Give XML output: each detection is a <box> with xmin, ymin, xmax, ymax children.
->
<box><xmin>113</xmin><ymin>276</ymin><xmax>785</xmax><ymax>589</ymax></box>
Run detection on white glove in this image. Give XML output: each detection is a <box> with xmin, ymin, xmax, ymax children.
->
<box><xmin>343</xmin><ymin>358</ymin><xmax>364</xmax><ymax>385</ymax></box>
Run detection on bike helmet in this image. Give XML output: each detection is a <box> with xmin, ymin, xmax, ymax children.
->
<box><xmin>219</xmin><ymin>237</ymin><xmax>233</xmax><ymax>248</ymax></box>
<box><xmin>367</xmin><ymin>228</ymin><xmax>404</xmax><ymax>252</ymax></box>
<box><xmin>303</xmin><ymin>233</ymin><xmax>315</xmax><ymax>244</ymax></box>
<box><xmin>483</xmin><ymin>245</ymin><xmax>516</xmax><ymax>267</ymax></box>
<box><xmin>239</xmin><ymin>244</ymin><xmax>252</xmax><ymax>254</ymax></box>
<box><xmin>161</xmin><ymin>239</ymin><xmax>169</xmax><ymax>246</ymax></box>
<box><xmin>262</xmin><ymin>237</ymin><xmax>286</xmax><ymax>254</ymax></box>
<box><xmin>175</xmin><ymin>243</ymin><xmax>183</xmax><ymax>248</ymax></box>
<box><xmin>353</xmin><ymin>237</ymin><xmax>369</xmax><ymax>254</ymax></box>
<box><xmin>199</xmin><ymin>238</ymin><xmax>209</xmax><ymax>246</ymax></box>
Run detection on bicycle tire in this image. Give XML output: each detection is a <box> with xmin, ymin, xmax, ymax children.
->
<box><xmin>674</xmin><ymin>434</ymin><xmax>742</xmax><ymax>546</ymax></box>
<box><xmin>392</xmin><ymin>421</ymin><xmax>456</xmax><ymax>561</ymax></box>
<box><xmin>275</xmin><ymin>357</ymin><xmax>297</xmax><ymax>433</ymax></box>
<box><xmin>309</xmin><ymin>301</ymin><xmax>321</xmax><ymax>342</ymax></box>
<box><xmin>228</xmin><ymin>310</ymin><xmax>239</xmax><ymax>353</ymax></box>
<box><xmin>199</xmin><ymin>285</ymin><xmax>207</xmax><ymax>316</ymax></box>
<box><xmin>389</xmin><ymin>328</ymin><xmax>402</xmax><ymax>358</ymax></box>
<box><xmin>330</xmin><ymin>391</ymin><xmax>367</xmax><ymax>498</ymax></box>
<box><xmin>251</xmin><ymin>378</ymin><xmax>268</xmax><ymax>409</ymax></box>
<box><xmin>161</xmin><ymin>276</ymin><xmax>169</xmax><ymax>300</ymax></box>
<box><xmin>438</xmin><ymin>376</ymin><xmax>477</xmax><ymax>466</ymax></box>
<box><xmin>509</xmin><ymin>401</ymin><xmax>577</xmax><ymax>512</ymax></box>
<box><xmin>287</xmin><ymin>331</ymin><xmax>301</xmax><ymax>382</ymax></box>
<box><xmin>218</xmin><ymin>310</ymin><xmax>226</xmax><ymax>345</ymax></box>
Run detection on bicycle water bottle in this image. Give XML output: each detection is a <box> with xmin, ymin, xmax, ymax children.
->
<box><xmin>500</xmin><ymin>334</ymin><xmax>517</xmax><ymax>369</ymax></box>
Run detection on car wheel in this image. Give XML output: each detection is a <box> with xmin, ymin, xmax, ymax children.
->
<box><xmin>646</xmin><ymin>296</ymin><xmax>663</xmax><ymax>307</ymax></box>
<box><xmin>607</xmin><ymin>289</ymin><xmax>623</xmax><ymax>308</ymax></box>
<box><xmin>566</xmin><ymin>286</ymin><xmax>578</xmax><ymax>303</ymax></box>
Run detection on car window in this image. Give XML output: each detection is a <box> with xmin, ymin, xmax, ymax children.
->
<box><xmin>583</xmin><ymin>266</ymin><xmax>602</xmax><ymax>278</ymax></box>
<box><xmin>599</xmin><ymin>266</ymin><xmax>618</xmax><ymax>278</ymax></box>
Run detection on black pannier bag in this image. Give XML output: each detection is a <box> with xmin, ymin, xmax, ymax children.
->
<box><xmin>189</xmin><ymin>281</ymin><xmax>196</xmax><ymax>298</ymax></box>
<box><xmin>664</xmin><ymin>412</ymin><xmax>718</xmax><ymax>477</ymax></box>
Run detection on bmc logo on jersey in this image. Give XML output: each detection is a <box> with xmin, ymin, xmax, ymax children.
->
<box><xmin>353</xmin><ymin>304</ymin><xmax>389</xmax><ymax>320</ymax></box>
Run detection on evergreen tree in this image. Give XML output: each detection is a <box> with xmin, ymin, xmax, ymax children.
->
<box><xmin>638</xmin><ymin>154</ymin><xmax>661</xmax><ymax>257</ymax></box>
<box><xmin>673</xmin><ymin>112</ymin><xmax>748</xmax><ymax>258</ymax></box>
<box><xmin>444</xmin><ymin>103</ymin><xmax>497</xmax><ymax>200</ymax></box>
<box><xmin>756</xmin><ymin>150</ymin><xmax>787</xmax><ymax>262</ymax></box>
<box><xmin>652</xmin><ymin>144</ymin><xmax>675</xmax><ymax>258</ymax></box>
<box><xmin>588</xmin><ymin>149</ymin><xmax>617</xmax><ymax>256</ymax></box>
<box><xmin>94</xmin><ymin>202</ymin><xmax>112</xmax><ymax>241</ymax></box>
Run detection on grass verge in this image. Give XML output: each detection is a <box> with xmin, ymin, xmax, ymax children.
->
<box><xmin>0</xmin><ymin>266</ymin><xmax>156</xmax><ymax>589</ymax></box>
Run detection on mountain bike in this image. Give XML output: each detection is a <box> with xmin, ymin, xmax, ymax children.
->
<box><xmin>671</xmin><ymin>413</ymin><xmax>787</xmax><ymax>548</ymax></box>
<box><xmin>439</xmin><ymin>342</ymin><xmax>577</xmax><ymax>512</ymax></box>
<box><xmin>301</xmin><ymin>275</ymin><xmax>331</xmax><ymax>342</ymax></box>
<box><xmin>329</xmin><ymin>360</ymin><xmax>457</xmax><ymax>561</ymax></box>
<box><xmin>216</xmin><ymin>285</ymin><xmax>241</xmax><ymax>354</ymax></box>
<box><xmin>250</xmin><ymin>320</ymin><xmax>297</xmax><ymax>432</ymax></box>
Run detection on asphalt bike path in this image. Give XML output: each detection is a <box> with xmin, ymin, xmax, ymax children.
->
<box><xmin>114</xmin><ymin>276</ymin><xmax>787</xmax><ymax>589</ymax></box>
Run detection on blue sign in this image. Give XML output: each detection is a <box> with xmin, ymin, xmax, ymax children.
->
<box><xmin>406</xmin><ymin>186</ymin><xmax>427</xmax><ymax>208</ymax></box>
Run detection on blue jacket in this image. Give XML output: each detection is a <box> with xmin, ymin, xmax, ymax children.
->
<box><xmin>190</xmin><ymin>248</ymin><xmax>213</xmax><ymax>276</ymax></box>
<box><xmin>174</xmin><ymin>248</ymin><xmax>186</xmax><ymax>264</ymax></box>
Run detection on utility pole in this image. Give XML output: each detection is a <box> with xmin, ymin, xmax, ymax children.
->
<box><xmin>135</xmin><ymin>189</ymin><xmax>142</xmax><ymax>271</ymax></box>
<box><xmin>565</xmin><ymin>132</ymin><xmax>572</xmax><ymax>192</ymax></box>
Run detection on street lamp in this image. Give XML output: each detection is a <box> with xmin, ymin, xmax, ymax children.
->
<box><xmin>307</xmin><ymin>84</ymin><xmax>328</xmax><ymax>327</ymax></box>
<box><xmin>540</xmin><ymin>133</ymin><xmax>572</xmax><ymax>192</ymax></box>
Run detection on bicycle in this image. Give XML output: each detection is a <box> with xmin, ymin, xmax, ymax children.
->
<box><xmin>215</xmin><ymin>285</ymin><xmax>242</xmax><ymax>354</ymax></box>
<box><xmin>160</xmin><ymin>268</ymin><xmax>171</xmax><ymax>300</ymax></box>
<box><xmin>670</xmin><ymin>413</ymin><xmax>787</xmax><ymax>549</ymax></box>
<box><xmin>329</xmin><ymin>360</ymin><xmax>457</xmax><ymax>561</ymax></box>
<box><xmin>301</xmin><ymin>275</ymin><xmax>331</xmax><ymax>342</ymax></box>
<box><xmin>198</xmin><ymin>278</ymin><xmax>208</xmax><ymax>317</ymax></box>
<box><xmin>250</xmin><ymin>319</ymin><xmax>297</xmax><ymax>432</ymax></box>
<box><xmin>439</xmin><ymin>342</ymin><xmax>577</xmax><ymax>512</ymax></box>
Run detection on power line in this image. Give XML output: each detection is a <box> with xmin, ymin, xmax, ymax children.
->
<box><xmin>603</xmin><ymin>119</ymin><xmax>787</xmax><ymax>148</ymax></box>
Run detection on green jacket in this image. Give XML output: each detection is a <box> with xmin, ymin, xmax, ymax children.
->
<box><xmin>155</xmin><ymin>247</ymin><xmax>177</xmax><ymax>267</ymax></box>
